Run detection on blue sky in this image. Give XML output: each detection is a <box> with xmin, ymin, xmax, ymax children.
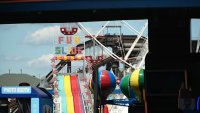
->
<box><xmin>0</xmin><ymin>20</ymin><xmax>147</xmax><ymax>77</ymax></box>
<box><xmin>3</xmin><ymin>19</ymin><xmax>200</xmax><ymax>78</ymax></box>
<box><xmin>191</xmin><ymin>19</ymin><xmax>200</xmax><ymax>39</ymax></box>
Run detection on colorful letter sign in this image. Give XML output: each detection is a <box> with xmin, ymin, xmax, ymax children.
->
<box><xmin>54</xmin><ymin>26</ymin><xmax>84</xmax><ymax>55</ymax></box>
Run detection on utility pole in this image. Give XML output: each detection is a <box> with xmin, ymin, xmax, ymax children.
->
<box><xmin>20</xmin><ymin>69</ymin><xmax>22</xmax><ymax>74</ymax></box>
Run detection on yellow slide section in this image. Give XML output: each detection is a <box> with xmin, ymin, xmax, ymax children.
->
<box><xmin>64</xmin><ymin>75</ymin><xmax>75</xmax><ymax>113</ymax></box>
<box><xmin>130</xmin><ymin>69</ymin><xmax>141</xmax><ymax>100</ymax></box>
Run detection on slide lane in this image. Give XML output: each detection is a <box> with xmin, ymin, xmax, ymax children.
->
<box><xmin>70</xmin><ymin>75</ymin><xmax>83</xmax><ymax>113</ymax></box>
<box><xmin>64</xmin><ymin>75</ymin><xmax>75</xmax><ymax>113</ymax></box>
<box><xmin>57</xmin><ymin>75</ymin><xmax>68</xmax><ymax>113</ymax></box>
<box><xmin>77</xmin><ymin>75</ymin><xmax>85</xmax><ymax>113</ymax></box>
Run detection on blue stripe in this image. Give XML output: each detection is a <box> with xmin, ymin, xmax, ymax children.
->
<box><xmin>108</xmin><ymin>71</ymin><xmax>116</xmax><ymax>93</ymax></box>
<box><xmin>57</xmin><ymin>75</ymin><xmax>68</xmax><ymax>113</ymax></box>
<box><xmin>98</xmin><ymin>70</ymin><xmax>101</xmax><ymax>95</ymax></box>
<box><xmin>98</xmin><ymin>70</ymin><xmax>101</xmax><ymax>88</ymax></box>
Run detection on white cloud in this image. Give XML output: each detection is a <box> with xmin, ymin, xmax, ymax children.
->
<box><xmin>5</xmin><ymin>56</ymin><xmax>22</xmax><ymax>61</ymax></box>
<box><xmin>27</xmin><ymin>54</ymin><xmax>54</xmax><ymax>68</ymax></box>
<box><xmin>24</xmin><ymin>26</ymin><xmax>61</xmax><ymax>45</ymax></box>
<box><xmin>23</xmin><ymin>24</ymin><xmax>101</xmax><ymax>46</ymax></box>
<box><xmin>0</xmin><ymin>54</ymin><xmax>23</xmax><ymax>62</ymax></box>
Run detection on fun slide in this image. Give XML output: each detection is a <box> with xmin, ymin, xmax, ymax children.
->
<box><xmin>57</xmin><ymin>75</ymin><xmax>84</xmax><ymax>113</ymax></box>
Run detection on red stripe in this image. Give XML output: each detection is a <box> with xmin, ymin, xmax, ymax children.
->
<box><xmin>100</xmin><ymin>70</ymin><xmax>111</xmax><ymax>100</ymax></box>
<box><xmin>74</xmin><ymin>56</ymin><xmax>77</xmax><ymax>60</ymax></box>
<box><xmin>60</xmin><ymin>56</ymin><xmax>64</xmax><ymax>60</ymax></box>
<box><xmin>70</xmin><ymin>75</ymin><xmax>83</xmax><ymax>113</ymax></box>
<box><xmin>104</xmin><ymin>105</ymin><xmax>109</xmax><ymax>113</ymax></box>
<box><xmin>81</xmin><ymin>56</ymin><xmax>85</xmax><ymax>60</ymax></box>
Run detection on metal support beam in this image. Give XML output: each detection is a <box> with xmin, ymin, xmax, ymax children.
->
<box><xmin>77</xmin><ymin>22</ymin><xmax>134</xmax><ymax>68</ymax></box>
<box><xmin>92</xmin><ymin>67</ymin><xmax>99</xmax><ymax>113</ymax></box>
<box><xmin>124</xmin><ymin>22</ymin><xmax>148</xmax><ymax>61</ymax></box>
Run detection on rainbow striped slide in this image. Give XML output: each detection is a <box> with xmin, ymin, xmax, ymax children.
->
<box><xmin>57</xmin><ymin>75</ymin><xmax>84</xmax><ymax>113</ymax></box>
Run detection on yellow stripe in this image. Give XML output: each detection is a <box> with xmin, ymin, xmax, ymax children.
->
<box><xmin>77</xmin><ymin>56</ymin><xmax>81</xmax><ymax>60</ymax></box>
<box><xmin>130</xmin><ymin>69</ymin><xmax>140</xmax><ymax>89</ymax></box>
<box><xmin>64</xmin><ymin>56</ymin><xmax>68</xmax><ymax>61</ymax></box>
<box><xmin>57</xmin><ymin>56</ymin><xmax>61</xmax><ymax>60</ymax></box>
<box><xmin>70</xmin><ymin>56</ymin><xmax>74</xmax><ymax>61</ymax></box>
<box><xmin>64</xmin><ymin>75</ymin><xmax>75</xmax><ymax>113</ymax></box>
<box><xmin>130</xmin><ymin>69</ymin><xmax>141</xmax><ymax>100</ymax></box>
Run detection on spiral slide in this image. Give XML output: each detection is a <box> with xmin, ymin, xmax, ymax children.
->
<box><xmin>57</xmin><ymin>75</ymin><xmax>84</xmax><ymax>113</ymax></box>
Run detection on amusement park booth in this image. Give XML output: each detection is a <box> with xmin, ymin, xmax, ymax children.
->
<box><xmin>0</xmin><ymin>86</ymin><xmax>53</xmax><ymax>113</ymax></box>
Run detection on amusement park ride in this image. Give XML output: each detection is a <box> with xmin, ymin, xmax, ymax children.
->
<box><xmin>47</xmin><ymin>21</ymin><xmax>148</xmax><ymax>113</ymax></box>
<box><xmin>1</xmin><ymin>0</ymin><xmax>200</xmax><ymax>113</ymax></box>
